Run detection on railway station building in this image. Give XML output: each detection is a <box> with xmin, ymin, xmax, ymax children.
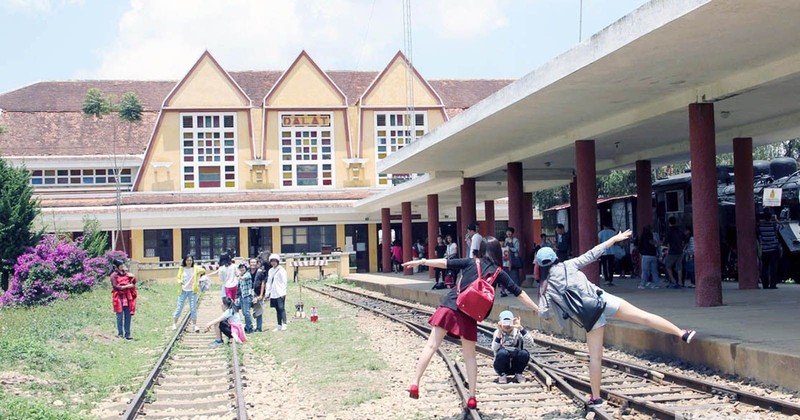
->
<box><xmin>0</xmin><ymin>50</ymin><xmax>515</xmax><ymax>274</ymax></box>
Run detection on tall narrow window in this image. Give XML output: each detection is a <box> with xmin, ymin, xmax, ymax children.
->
<box><xmin>180</xmin><ymin>113</ymin><xmax>237</xmax><ymax>190</ymax></box>
<box><xmin>279</xmin><ymin>113</ymin><xmax>335</xmax><ymax>187</ymax></box>
<box><xmin>375</xmin><ymin>112</ymin><xmax>427</xmax><ymax>186</ymax></box>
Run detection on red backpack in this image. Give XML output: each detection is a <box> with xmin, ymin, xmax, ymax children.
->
<box><xmin>456</xmin><ymin>259</ymin><xmax>503</xmax><ymax>321</ymax></box>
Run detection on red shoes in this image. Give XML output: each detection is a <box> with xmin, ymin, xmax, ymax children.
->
<box><xmin>466</xmin><ymin>397</ymin><xmax>477</xmax><ymax>409</ymax></box>
<box><xmin>408</xmin><ymin>384</ymin><xmax>419</xmax><ymax>399</ymax></box>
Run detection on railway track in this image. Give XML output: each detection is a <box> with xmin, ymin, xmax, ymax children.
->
<box><xmin>120</xmin><ymin>294</ymin><xmax>248</xmax><ymax>420</ymax></box>
<box><xmin>312</xmin><ymin>283</ymin><xmax>800</xmax><ymax>419</ymax></box>
<box><xmin>308</xmin><ymin>284</ymin><xmax>610</xmax><ymax>419</ymax></box>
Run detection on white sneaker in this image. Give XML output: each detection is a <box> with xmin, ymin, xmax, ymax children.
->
<box><xmin>171</xmin><ymin>324</ymin><xmax>177</xmax><ymax>331</ymax></box>
<box><xmin>497</xmin><ymin>375</ymin><xmax>508</xmax><ymax>384</ymax></box>
<box><xmin>637</xmin><ymin>285</ymin><xmax>646</xmax><ymax>289</ymax></box>
<box><xmin>514</xmin><ymin>374</ymin><xmax>526</xmax><ymax>383</ymax></box>
<box><xmin>280</xmin><ymin>324</ymin><xmax>288</xmax><ymax>331</ymax></box>
<box><xmin>193</xmin><ymin>325</ymin><xmax>200</xmax><ymax>333</ymax></box>
<box><xmin>273</xmin><ymin>326</ymin><xmax>281</xmax><ymax>332</ymax></box>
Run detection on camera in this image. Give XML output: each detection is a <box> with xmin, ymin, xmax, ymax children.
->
<box><xmin>500</xmin><ymin>319</ymin><xmax>513</xmax><ymax>326</ymax></box>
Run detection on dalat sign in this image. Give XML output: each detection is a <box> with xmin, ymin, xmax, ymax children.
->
<box><xmin>282</xmin><ymin>114</ymin><xmax>331</xmax><ymax>127</ymax></box>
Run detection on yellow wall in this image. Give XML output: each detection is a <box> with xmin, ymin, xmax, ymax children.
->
<box><xmin>167</xmin><ymin>54</ymin><xmax>249</xmax><ymax>108</ymax></box>
<box><xmin>336</xmin><ymin>224</ymin><xmax>345</xmax><ymax>249</ymax></box>
<box><xmin>272</xmin><ymin>227</ymin><xmax>282</xmax><ymax>255</ymax></box>
<box><xmin>239</xmin><ymin>226</ymin><xmax>248</xmax><ymax>258</ymax></box>
<box><xmin>368</xmin><ymin>223</ymin><xmax>378</xmax><ymax>272</ymax></box>
<box><xmin>267</xmin><ymin>54</ymin><xmax>344</xmax><ymax>107</ymax></box>
<box><xmin>172</xmin><ymin>228</ymin><xmax>182</xmax><ymax>261</ymax></box>
<box><xmin>362</xmin><ymin>57</ymin><xmax>441</xmax><ymax>107</ymax></box>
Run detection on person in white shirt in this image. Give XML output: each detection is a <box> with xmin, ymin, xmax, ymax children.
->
<box><xmin>467</xmin><ymin>223</ymin><xmax>483</xmax><ymax>258</ymax></box>
<box><xmin>445</xmin><ymin>235</ymin><xmax>458</xmax><ymax>259</ymax></box>
<box><xmin>263</xmin><ymin>253</ymin><xmax>289</xmax><ymax>331</ymax></box>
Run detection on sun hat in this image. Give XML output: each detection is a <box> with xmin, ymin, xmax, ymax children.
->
<box><xmin>268</xmin><ymin>253</ymin><xmax>281</xmax><ymax>263</ymax></box>
<box><xmin>499</xmin><ymin>310</ymin><xmax>514</xmax><ymax>321</ymax></box>
<box><xmin>535</xmin><ymin>247</ymin><xmax>558</xmax><ymax>267</ymax></box>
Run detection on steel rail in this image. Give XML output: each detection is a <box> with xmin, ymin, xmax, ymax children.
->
<box><xmin>231</xmin><ymin>339</ymin><xmax>248</xmax><ymax>420</ymax></box>
<box><xmin>122</xmin><ymin>313</ymin><xmax>190</xmax><ymax>419</ymax></box>
<box><xmin>329</xmin><ymin>283</ymin><xmax>800</xmax><ymax>416</ymax></box>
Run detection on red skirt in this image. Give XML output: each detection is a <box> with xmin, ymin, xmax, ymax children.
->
<box><xmin>429</xmin><ymin>306</ymin><xmax>477</xmax><ymax>341</ymax></box>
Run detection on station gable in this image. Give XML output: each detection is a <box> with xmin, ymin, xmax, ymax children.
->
<box><xmin>264</xmin><ymin>51</ymin><xmax>346</xmax><ymax>107</ymax></box>
<box><xmin>164</xmin><ymin>51</ymin><xmax>250</xmax><ymax>108</ymax></box>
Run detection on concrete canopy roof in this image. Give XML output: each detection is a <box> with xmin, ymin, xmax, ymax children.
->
<box><xmin>368</xmin><ymin>0</ymin><xmax>800</xmax><ymax>215</ymax></box>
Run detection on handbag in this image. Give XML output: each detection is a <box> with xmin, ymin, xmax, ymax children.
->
<box><xmin>456</xmin><ymin>259</ymin><xmax>503</xmax><ymax>321</ymax></box>
<box><xmin>554</xmin><ymin>265</ymin><xmax>606</xmax><ymax>332</ymax></box>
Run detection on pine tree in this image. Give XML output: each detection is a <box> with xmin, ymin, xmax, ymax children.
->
<box><xmin>0</xmin><ymin>159</ymin><xmax>42</xmax><ymax>290</ymax></box>
<box><xmin>80</xmin><ymin>216</ymin><xmax>109</xmax><ymax>258</ymax></box>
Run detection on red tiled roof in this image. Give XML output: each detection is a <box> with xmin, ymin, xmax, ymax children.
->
<box><xmin>0</xmin><ymin>111</ymin><xmax>159</xmax><ymax>156</ymax></box>
<box><xmin>39</xmin><ymin>189</ymin><xmax>377</xmax><ymax>208</ymax></box>
<box><xmin>0</xmin><ymin>73</ymin><xmax>514</xmax><ymax>157</ymax></box>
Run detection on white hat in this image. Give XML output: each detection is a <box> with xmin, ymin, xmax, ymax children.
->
<box><xmin>268</xmin><ymin>253</ymin><xmax>281</xmax><ymax>263</ymax></box>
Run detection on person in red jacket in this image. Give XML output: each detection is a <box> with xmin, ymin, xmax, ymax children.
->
<box><xmin>110</xmin><ymin>260</ymin><xmax>137</xmax><ymax>340</ymax></box>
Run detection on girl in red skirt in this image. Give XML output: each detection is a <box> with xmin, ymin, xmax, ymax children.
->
<box><xmin>402</xmin><ymin>237</ymin><xmax>540</xmax><ymax>410</ymax></box>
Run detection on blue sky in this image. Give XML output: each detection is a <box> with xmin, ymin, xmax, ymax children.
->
<box><xmin>0</xmin><ymin>0</ymin><xmax>649</xmax><ymax>94</ymax></box>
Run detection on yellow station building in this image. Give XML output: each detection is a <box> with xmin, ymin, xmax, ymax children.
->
<box><xmin>0</xmin><ymin>50</ymin><xmax>512</xmax><ymax>273</ymax></box>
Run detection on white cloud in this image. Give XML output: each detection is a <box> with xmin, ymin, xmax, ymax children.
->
<box><xmin>91</xmin><ymin>0</ymin><xmax>513</xmax><ymax>80</ymax></box>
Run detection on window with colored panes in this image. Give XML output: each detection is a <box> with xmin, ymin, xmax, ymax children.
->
<box><xmin>180</xmin><ymin>113</ymin><xmax>237</xmax><ymax>189</ymax></box>
<box><xmin>279</xmin><ymin>113</ymin><xmax>334</xmax><ymax>187</ymax></box>
<box><xmin>375</xmin><ymin>112</ymin><xmax>426</xmax><ymax>186</ymax></box>
<box><xmin>29</xmin><ymin>168</ymin><xmax>134</xmax><ymax>189</ymax></box>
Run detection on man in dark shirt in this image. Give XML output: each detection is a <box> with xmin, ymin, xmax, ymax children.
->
<box><xmin>555</xmin><ymin>224</ymin><xmax>571</xmax><ymax>262</ymax></box>
<box><xmin>758</xmin><ymin>210</ymin><xmax>781</xmax><ymax>289</ymax></box>
<box><xmin>664</xmin><ymin>217</ymin><xmax>684</xmax><ymax>288</ymax></box>
<box><xmin>250</xmin><ymin>258</ymin><xmax>265</xmax><ymax>332</ymax></box>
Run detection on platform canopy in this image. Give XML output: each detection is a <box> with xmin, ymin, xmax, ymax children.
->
<box><xmin>361</xmin><ymin>0</ymin><xmax>800</xmax><ymax>213</ymax></box>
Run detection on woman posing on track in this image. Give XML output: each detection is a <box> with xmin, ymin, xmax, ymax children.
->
<box><xmin>536</xmin><ymin>229</ymin><xmax>696</xmax><ymax>407</ymax></box>
<box><xmin>402</xmin><ymin>237</ymin><xmax>540</xmax><ymax>410</ymax></box>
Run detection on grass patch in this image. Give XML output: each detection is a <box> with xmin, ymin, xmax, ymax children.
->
<box><xmin>0</xmin><ymin>280</ymin><xmax>180</xmax><ymax>417</ymax></box>
<box><xmin>248</xmin><ymin>281</ymin><xmax>388</xmax><ymax>405</ymax></box>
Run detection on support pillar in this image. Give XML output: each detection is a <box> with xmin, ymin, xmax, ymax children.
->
<box><xmin>456</xmin><ymin>206</ymin><xmax>463</xmax><ymax>257</ymax></box>
<box><xmin>428</xmin><ymin>194</ymin><xmax>440</xmax><ymax>279</ymax></box>
<box><xmin>575</xmin><ymin>140</ymin><xmax>599</xmax><ymax>284</ymax></box>
<box><xmin>381</xmin><ymin>208</ymin><xmax>392</xmax><ymax>273</ymax></box>
<box><xmin>734</xmin><ymin>137</ymin><xmax>759</xmax><ymax>289</ymax></box>
<box><xmin>522</xmin><ymin>192</ymin><xmax>534</xmax><ymax>279</ymax></box>
<box><xmin>569</xmin><ymin>180</ymin><xmax>579</xmax><ymax>258</ymax></box>
<box><xmin>507</xmin><ymin>162</ymin><xmax>524</xmax><ymax>244</ymax></box>
<box><xmin>402</xmin><ymin>202</ymin><xmax>413</xmax><ymax>275</ymax></box>
<box><xmin>484</xmin><ymin>200</ymin><xmax>495</xmax><ymax>238</ymax></box>
<box><xmin>689</xmin><ymin>103</ymin><xmax>723</xmax><ymax>306</ymax></box>
<box><xmin>461</xmin><ymin>178</ymin><xmax>477</xmax><ymax>230</ymax></box>
<box><xmin>635</xmin><ymin>160</ymin><xmax>653</xmax><ymax>236</ymax></box>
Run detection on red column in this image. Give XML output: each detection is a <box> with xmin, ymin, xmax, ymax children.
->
<box><xmin>402</xmin><ymin>201</ymin><xmax>413</xmax><ymax>275</ymax></box>
<box><xmin>507</xmin><ymin>162</ymin><xmax>523</xmax><ymax>243</ymax></box>
<box><xmin>569</xmin><ymin>180</ymin><xmax>579</xmax><ymax>257</ymax></box>
<box><xmin>461</xmin><ymin>178</ymin><xmax>477</xmax><ymax>229</ymax></box>
<box><xmin>689</xmin><ymin>103</ymin><xmax>722</xmax><ymax>306</ymax></box>
<box><xmin>636</xmin><ymin>160</ymin><xmax>653</xmax><ymax>236</ymax></box>
<box><xmin>427</xmin><ymin>194</ymin><xmax>440</xmax><ymax>279</ymax></box>
<box><xmin>522</xmin><ymin>192</ymin><xmax>534</xmax><ymax>278</ymax></box>
<box><xmin>575</xmin><ymin>140</ymin><xmax>599</xmax><ymax>284</ymax></box>
<box><xmin>456</xmin><ymin>205</ymin><xmax>463</xmax><ymax>257</ymax></box>
<box><xmin>734</xmin><ymin>137</ymin><xmax>758</xmax><ymax>289</ymax></box>
<box><xmin>484</xmin><ymin>200</ymin><xmax>495</xmax><ymax>238</ymax></box>
<box><xmin>381</xmin><ymin>208</ymin><xmax>391</xmax><ymax>273</ymax></box>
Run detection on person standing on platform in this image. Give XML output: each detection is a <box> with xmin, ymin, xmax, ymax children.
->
<box><xmin>758</xmin><ymin>210</ymin><xmax>781</xmax><ymax>289</ymax></box>
<box><xmin>682</xmin><ymin>227</ymin><xmax>695</xmax><ymax>288</ymax></box>
<box><xmin>637</xmin><ymin>225</ymin><xmax>660</xmax><ymax>289</ymax></box>
<box><xmin>664</xmin><ymin>217</ymin><xmax>685</xmax><ymax>288</ymax></box>
<box><xmin>466</xmin><ymin>223</ymin><xmax>483</xmax><ymax>258</ymax></box>
<box><xmin>598</xmin><ymin>223</ymin><xmax>617</xmax><ymax>286</ymax></box>
<box><xmin>391</xmin><ymin>241</ymin><xmax>403</xmax><ymax>273</ymax></box>
<box><xmin>555</xmin><ymin>224</ymin><xmax>571</xmax><ymax>262</ymax></box>
<box><xmin>402</xmin><ymin>237</ymin><xmax>540</xmax><ymax>411</ymax></box>
<box><xmin>504</xmin><ymin>227</ymin><xmax>521</xmax><ymax>287</ymax></box>
<box><xmin>445</xmin><ymin>235</ymin><xmax>458</xmax><ymax>259</ymax></box>
<box><xmin>433</xmin><ymin>236</ymin><xmax>447</xmax><ymax>286</ymax></box>
<box><xmin>536</xmin><ymin>230</ymin><xmax>696</xmax><ymax>408</ymax></box>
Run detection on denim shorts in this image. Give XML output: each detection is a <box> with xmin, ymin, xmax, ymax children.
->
<box><xmin>592</xmin><ymin>291</ymin><xmax>623</xmax><ymax>330</ymax></box>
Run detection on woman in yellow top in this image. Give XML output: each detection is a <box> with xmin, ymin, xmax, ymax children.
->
<box><xmin>172</xmin><ymin>255</ymin><xmax>205</xmax><ymax>332</ymax></box>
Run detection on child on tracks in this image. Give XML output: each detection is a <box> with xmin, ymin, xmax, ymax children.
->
<box><xmin>492</xmin><ymin>310</ymin><xmax>535</xmax><ymax>384</ymax></box>
<box><xmin>205</xmin><ymin>296</ymin><xmax>246</xmax><ymax>346</ymax></box>
<box><xmin>535</xmin><ymin>229</ymin><xmax>696</xmax><ymax>407</ymax></box>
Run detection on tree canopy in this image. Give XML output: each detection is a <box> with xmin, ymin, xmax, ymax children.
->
<box><xmin>0</xmin><ymin>159</ymin><xmax>41</xmax><ymax>290</ymax></box>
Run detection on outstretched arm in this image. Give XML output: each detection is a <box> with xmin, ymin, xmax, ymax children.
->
<box><xmin>403</xmin><ymin>258</ymin><xmax>447</xmax><ymax>269</ymax></box>
<box><xmin>515</xmin><ymin>290</ymin><xmax>539</xmax><ymax>313</ymax></box>
<box><xmin>572</xmin><ymin>230</ymin><xmax>632</xmax><ymax>269</ymax></box>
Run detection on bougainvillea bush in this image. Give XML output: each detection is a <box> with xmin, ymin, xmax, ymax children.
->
<box><xmin>0</xmin><ymin>235</ymin><xmax>126</xmax><ymax>307</ymax></box>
